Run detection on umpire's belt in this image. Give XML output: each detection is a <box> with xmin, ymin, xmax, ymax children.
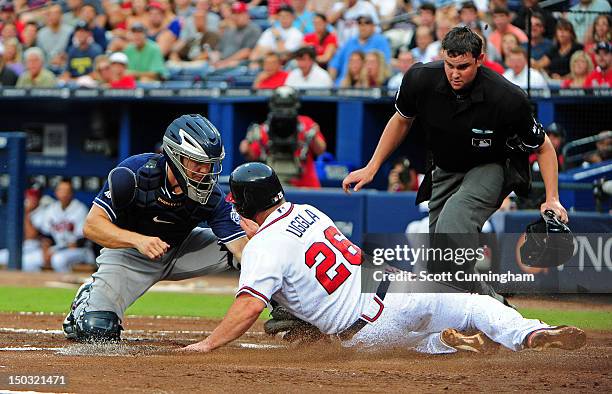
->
<box><xmin>336</xmin><ymin>280</ymin><xmax>390</xmax><ymax>341</ymax></box>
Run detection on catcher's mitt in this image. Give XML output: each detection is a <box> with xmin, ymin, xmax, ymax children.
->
<box><xmin>264</xmin><ymin>306</ymin><xmax>328</xmax><ymax>344</ymax></box>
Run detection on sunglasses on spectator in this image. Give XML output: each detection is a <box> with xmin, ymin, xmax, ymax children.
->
<box><xmin>358</xmin><ymin>20</ymin><xmax>373</xmax><ymax>25</ymax></box>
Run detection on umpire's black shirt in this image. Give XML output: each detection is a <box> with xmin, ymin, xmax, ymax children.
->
<box><xmin>395</xmin><ymin>61</ymin><xmax>534</xmax><ymax>173</ymax></box>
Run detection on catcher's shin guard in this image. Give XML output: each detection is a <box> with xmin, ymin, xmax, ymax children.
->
<box><xmin>63</xmin><ymin>280</ymin><xmax>123</xmax><ymax>341</ymax></box>
<box><xmin>75</xmin><ymin>311</ymin><xmax>123</xmax><ymax>341</ymax></box>
<box><xmin>63</xmin><ymin>280</ymin><xmax>93</xmax><ymax>340</ymax></box>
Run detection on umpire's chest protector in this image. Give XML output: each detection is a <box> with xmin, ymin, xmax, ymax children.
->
<box><xmin>410</xmin><ymin>64</ymin><xmax>532</xmax><ymax>173</ymax></box>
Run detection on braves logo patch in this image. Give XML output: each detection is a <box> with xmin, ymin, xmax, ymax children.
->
<box><xmin>230</xmin><ymin>206</ymin><xmax>241</xmax><ymax>225</ymax></box>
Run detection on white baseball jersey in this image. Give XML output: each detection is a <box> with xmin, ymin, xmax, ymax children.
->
<box><xmin>256</xmin><ymin>26</ymin><xmax>304</xmax><ymax>53</ymax></box>
<box><xmin>37</xmin><ymin>199</ymin><xmax>89</xmax><ymax>248</ymax></box>
<box><xmin>238</xmin><ymin>202</ymin><xmax>553</xmax><ymax>354</ymax></box>
<box><xmin>330</xmin><ymin>0</ymin><xmax>380</xmax><ymax>45</ymax></box>
<box><xmin>237</xmin><ymin>202</ymin><xmax>384</xmax><ymax>335</ymax></box>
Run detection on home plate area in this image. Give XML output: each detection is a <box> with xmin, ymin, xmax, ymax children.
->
<box><xmin>0</xmin><ymin>313</ymin><xmax>610</xmax><ymax>392</ymax></box>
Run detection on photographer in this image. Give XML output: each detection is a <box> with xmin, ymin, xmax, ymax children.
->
<box><xmin>239</xmin><ymin>86</ymin><xmax>327</xmax><ymax>188</ymax></box>
<box><xmin>387</xmin><ymin>156</ymin><xmax>418</xmax><ymax>192</ymax></box>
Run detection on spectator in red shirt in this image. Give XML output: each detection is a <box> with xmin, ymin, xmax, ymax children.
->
<box><xmin>561</xmin><ymin>50</ymin><xmax>593</xmax><ymax>88</ymax></box>
<box><xmin>253</xmin><ymin>52</ymin><xmax>288</xmax><ymax>89</ymax></box>
<box><xmin>584</xmin><ymin>41</ymin><xmax>612</xmax><ymax>88</ymax></box>
<box><xmin>239</xmin><ymin>86</ymin><xmax>327</xmax><ymax>188</ymax></box>
<box><xmin>302</xmin><ymin>13</ymin><xmax>338</xmax><ymax>67</ymax></box>
<box><xmin>474</xmin><ymin>28</ymin><xmax>505</xmax><ymax>74</ymax></box>
<box><xmin>109</xmin><ymin>52</ymin><xmax>137</xmax><ymax>89</ymax></box>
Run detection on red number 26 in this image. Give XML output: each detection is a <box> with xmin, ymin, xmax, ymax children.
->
<box><xmin>305</xmin><ymin>226</ymin><xmax>362</xmax><ymax>294</ymax></box>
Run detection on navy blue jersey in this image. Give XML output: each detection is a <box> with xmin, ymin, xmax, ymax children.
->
<box><xmin>93</xmin><ymin>153</ymin><xmax>245</xmax><ymax>248</ymax></box>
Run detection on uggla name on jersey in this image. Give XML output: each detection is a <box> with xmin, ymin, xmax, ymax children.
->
<box><xmin>285</xmin><ymin>209</ymin><xmax>320</xmax><ymax>238</ymax></box>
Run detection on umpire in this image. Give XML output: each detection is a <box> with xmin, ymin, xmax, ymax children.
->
<box><xmin>343</xmin><ymin>26</ymin><xmax>567</xmax><ymax>299</ymax></box>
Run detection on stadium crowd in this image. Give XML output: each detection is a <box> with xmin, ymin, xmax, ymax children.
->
<box><xmin>0</xmin><ymin>0</ymin><xmax>610</xmax><ymax>89</ymax></box>
<box><xmin>0</xmin><ymin>0</ymin><xmax>610</xmax><ymax>273</ymax></box>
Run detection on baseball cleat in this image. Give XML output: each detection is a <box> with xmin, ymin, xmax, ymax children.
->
<box><xmin>441</xmin><ymin>328</ymin><xmax>500</xmax><ymax>353</ymax></box>
<box><xmin>524</xmin><ymin>326</ymin><xmax>586</xmax><ymax>351</ymax></box>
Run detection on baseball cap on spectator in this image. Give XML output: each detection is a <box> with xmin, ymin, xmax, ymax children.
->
<box><xmin>109</xmin><ymin>52</ymin><xmax>129</xmax><ymax>65</ymax></box>
<box><xmin>147</xmin><ymin>1</ymin><xmax>164</xmax><ymax>11</ymax></box>
<box><xmin>356</xmin><ymin>15</ymin><xmax>374</xmax><ymax>24</ymax></box>
<box><xmin>25</xmin><ymin>187</ymin><xmax>42</xmax><ymax>200</ymax></box>
<box><xmin>74</xmin><ymin>20</ymin><xmax>91</xmax><ymax>32</ymax></box>
<box><xmin>277</xmin><ymin>4</ymin><xmax>294</xmax><ymax>14</ymax></box>
<box><xmin>231</xmin><ymin>2</ymin><xmax>248</xmax><ymax>14</ymax></box>
<box><xmin>595</xmin><ymin>42</ymin><xmax>611</xmax><ymax>53</ymax></box>
<box><xmin>131</xmin><ymin>22</ymin><xmax>146</xmax><ymax>32</ymax></box>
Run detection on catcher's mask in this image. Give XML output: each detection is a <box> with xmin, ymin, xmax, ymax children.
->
<box><xmin>519</xmin><ymin>210</ymin><xmax>575</xmax><ymax>268</ymax></box>
<box><xmin>227</xmin><ymin>162</ymin><xmax>285</xmax><ymax>220</ymax></box>
<box><xmin>162</xmin><ymin>114</ymin><xmax>224</xmax><ymax>204</ymax></box>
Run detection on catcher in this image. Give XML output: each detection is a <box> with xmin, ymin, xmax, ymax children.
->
<box><xmin>63</xmin><ymin>114</ymin><xmax>248</xmax><ymax>341</ymax></box>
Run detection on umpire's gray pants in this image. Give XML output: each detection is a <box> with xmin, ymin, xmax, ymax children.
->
<box><xmin>429</xmin><ymin>163</ymin><xmax>507</xmax><ymax>234</ymax></box>
<box><xmin>73</xmin><ymin>228</ymin><xmax>228</xmax><ymax>320</ymax></box>
<box><xmin>427</xmin><ymin>163</ymin><xmax>507</xmax><ymax>297</ymax></box>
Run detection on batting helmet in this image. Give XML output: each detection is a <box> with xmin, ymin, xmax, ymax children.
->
<box><xmin>227</xmin><ymin>162</ymin><xmax>285</xmax><ymax>220</ymax></box>
<box><xmin>519</xmin><ymin>210</ymin><xmax>575</xmax><ymax>267</ymax></box>
<box><xmin>162</xmin><ymin>114</ymin><xmax>225</xmax><ymax>204</ymax></box>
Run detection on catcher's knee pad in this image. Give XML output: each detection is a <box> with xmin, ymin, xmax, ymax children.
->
<box><xmin>75</xmin><ymin>311</ymin><xmax>123</xmax><ymax>341</ymax></box>
<box><xmin>72</xmin><ymin>280</ymin><xmax>93</xmax><ymax>309</ymax></box>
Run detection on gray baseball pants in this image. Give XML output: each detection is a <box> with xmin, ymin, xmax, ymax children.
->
<box><xmin>72</xmin><ymin>227</ymin><xmax>229</xmax><ymax>320</ymax></box>
<box><xmin>427</xmin><ymin>163</ymin><xmax>508</xmax><ymax>298</ymax></box>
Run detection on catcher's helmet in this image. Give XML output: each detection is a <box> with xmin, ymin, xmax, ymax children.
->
<box><xmin>162</xmin><ymin>114</ymin><xmax>224</xmax><ymax>204</ymax></box>
<box><xmin>227</xmin><ymin>162</ymin><xmax>285</xmax><ymax>220</ymax></box>
<box><xmin>520</xmin><ymin>210</ymin><xmax>575</xmax><ymax>267</ymax></box>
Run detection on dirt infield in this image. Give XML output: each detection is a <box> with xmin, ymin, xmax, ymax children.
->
<box><xmin>0</xmin><ymin>312</ymin><xmax>611</xmax><ymax>393</ymax></box>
